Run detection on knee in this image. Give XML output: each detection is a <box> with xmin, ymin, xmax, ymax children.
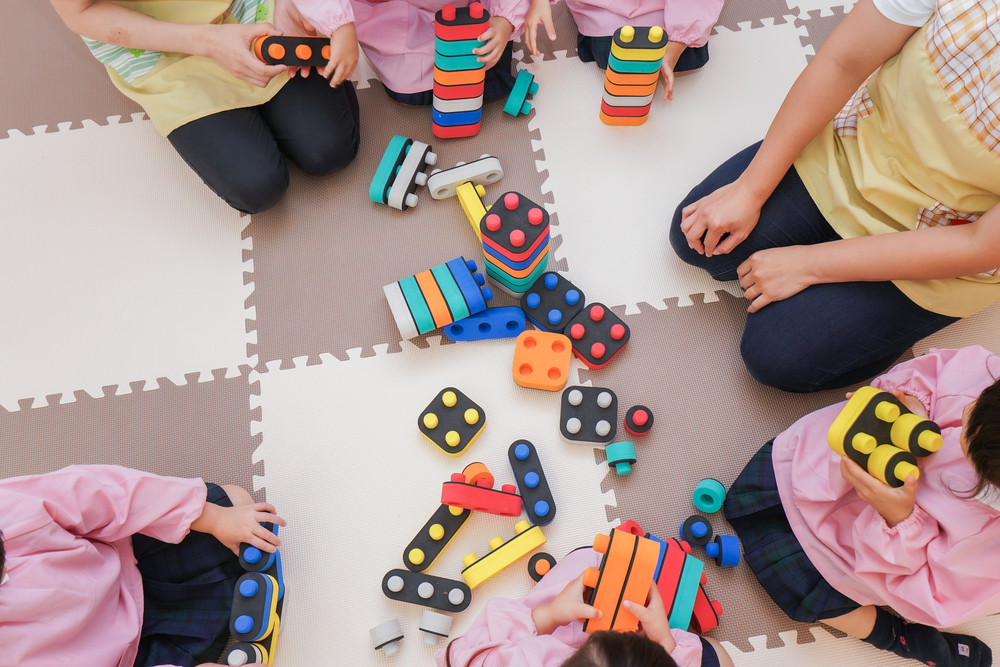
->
<box><xmin>225</xmin><ymin>165</ymin><xmax>289</xmax><ymax>214</ymax></box>
<box><xmin>739</xmin><ymin>323</ymin><xmax>823</xmax><ymax>393</ymax></box>
<box><xmin>296</xmin><ymin>107</ymin><xmax>360</xmax><ymax>177</ymax></box>
<box><xmin>221</xmin><ymin>484</ymin><xmax>254</xmax><ymax>506</ymax></box>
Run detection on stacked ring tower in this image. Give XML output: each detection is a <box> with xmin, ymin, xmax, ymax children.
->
<box><xmin>600</xmin><ymin>25</ymin><xmax>667</xmax><ymax>126</ymax></box>
<box><xmin>433</xmin><ymin>3</ymin><xmax>490</xmax><ymax>138</ymax></box>
<box><xmin>479</xmin><ymin>192</ymin><xmax>550</xmax><ymax>297</ymax></box>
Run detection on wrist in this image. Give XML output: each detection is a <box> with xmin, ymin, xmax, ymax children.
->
<box><xmin>196</xmin><ymin>24</ymin><xmax>223</xmax><ymax>60</ymax></box>
<box><xmin>190</xmin><ymin>501</ymin><xmax>221</xmax><ymax>535</ymax></box>
<box><xmin>664</xmin><ymin>41</ymin><xmax>685</xmax><ymax>70</ymax></box>
<box><xmin>659</xmin><ymin>631</ymin><xmax>677</xmax><ymax>654</ymax></box>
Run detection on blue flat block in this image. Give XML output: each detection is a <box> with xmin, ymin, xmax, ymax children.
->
<box><xmin>482</xmin><ymin>232</ymin><xmax>550</xmax><ymax>270</ymax></box>
<box><xmin>432</xmin><ymin>107</ymin><xmax>483</xmax><ymax>127</ymax></box>
<box><xmin>446</xmin><ymin>257</ymin><xmax>490</xmax><ymax>313</ymax></box>
<box><xmin>434</xmin><ymin>52</ymin><xmax>484</xmax><ymax>71</ymax></box>
<box><xmin>270</xmin><ymin>550</ymin><xmax>285</xmax><ymax>599</ymax></box>
<box><xmin>608</xmin><ymin>53</ymin><xmax>662</xmax><ymax>75</ymax></box>
<box><xmin>435</xmin><ymin>37</ymin><xmax>481</xmax><ymax>56</ymax></box>
<box><xmin>444</xmin><ymin>307</ymin><xmax>526</xmax><ymax>341</ymax></box>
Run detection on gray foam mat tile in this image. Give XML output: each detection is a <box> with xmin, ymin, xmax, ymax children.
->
<box><xmin>796</xmin><ymin>7</ymin><xmax>850</xmax><ymax>58</ymax></box>
<box><xmin>517</xmin><ymin>1</ymin><xmax>580</xmax><ymax>63</ymax></box>
<box><xmin>578</xmin><ymin>292</ymin><xmax>875</xmax><ymax>651</ymax></box>
<box><xmin>714</xmin><ymin>0</ymin><xmax>797</xmax><ymax>32</ymax></box>
<box><xmin>245</xmin><ymin>81</ymin><xmax>552</xmax><ymax>367</ymax></box>
<box><xmin>2</xmin><ymin>2</ymin><xmax>142</xmax><ymax>138</ymax></box>
<box><xmin>0</xmin><ymin>369</ymin><xmax>261</xmax><ymax>501</ymax></box>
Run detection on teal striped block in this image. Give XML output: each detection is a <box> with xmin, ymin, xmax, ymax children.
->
<box><xmin>608</xmin><ymin>53</ymin><xmax>662</xmax><ymax>75</ymax></box>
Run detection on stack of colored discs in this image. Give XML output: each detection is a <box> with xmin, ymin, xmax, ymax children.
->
<box><xmin>479</xmin><ymin>192</ymin><xmax>550</xmax><ymax>297</ymax></box>
<box><xmin>383</xmin><ymin>257</ymin><xmax>494</xmax><ymax>339</ymax></box>
<box><xmin>600</xmin><ymin>25</ymin><xmax>667</xmax><ymax>126</ymax></box>
<box><xmin>433</xmin><ymin>3</ymin><xmax>490</xmax><ymax>138</ymax></box>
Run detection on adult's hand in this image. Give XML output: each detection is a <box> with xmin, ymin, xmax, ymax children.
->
<box><xmin>737</xmin><ymin>245</ymin><xmax>816</xmax><ymax>312</ymax></box>
<box><xmin>208</xmin><ymin>23</ymin><xmax>286</xmax><ymax>87</ymax></box>
<box><xmin>272</xmin><ymin>0</ymin><xmax>317</xmax><ymax>78</ymax></box>
<box><xmin>679</xmin><ymin>180</ymin><xmax>763</xmax><ymax>257</ymax></box>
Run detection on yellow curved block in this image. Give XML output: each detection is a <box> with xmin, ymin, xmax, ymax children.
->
<box><xmin>610</xmin><ymin>41</ymin><xmax>667</xmax><ymax>62</ymax></box>
<box><xmin>827</xmin><ymin>386</ymin><xmax>884</xmax><ymax>456</ymax></box>
<box><xmin>461</xmin><ymin>523</ymin><xmax>547</xmax><ymax>589</ymax></box>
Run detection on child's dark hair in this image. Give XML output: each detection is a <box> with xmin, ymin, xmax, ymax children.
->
<box><xmin>965</xmin><ymin>376</ymin><xmax>1000</xmax><ymax>497</ymax></box>
<box><xmin>0</xmin><ymin>530</ymin><xmax>5</xmax><ymax>576</ymax></box>
<box><xmin>562</xmin><ymin>631</ymin><xmax>678</xmax><ymax>667</ymax></box>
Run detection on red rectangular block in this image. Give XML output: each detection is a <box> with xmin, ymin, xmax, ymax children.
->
<box><xmin>441</xmin><ymin>473</ymin><xmax>522</xmax><ymax>516</ymax></box>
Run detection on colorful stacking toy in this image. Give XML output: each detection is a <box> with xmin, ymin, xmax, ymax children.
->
<box><xmin>383</xmin><ymin>257</ymin><xmax>494</xmax><ymax>339</ymax></box>
<box><xmin>479</xmin><ymin>192</ymin><xmax>550</xmax><ymax>297</ymax></box>
<box><xmin>600</xmin><ymin>25</ymin><xmax>667</xmax><ymax>126</ymax></box>
<box><xmin>433</xmin><ymin>4</ymin><xmax>490</xmax><ymax>138</ymax></box>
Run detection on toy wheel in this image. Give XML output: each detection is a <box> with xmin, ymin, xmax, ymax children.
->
<box><xmin>714</xmin><ymin>534</ymin><xmax>740</xmax><ymax>567</ymax></box>
<box><xmin>425</xmin><ymin>151</ymin><xmax>438</xmax><ymax>166</ymax></box>
<box><xmin>528</xmin><ymin>552</ymin><xmax>557</xmax><ymax>582</ymax></box>
<box><xmin>681</xmin><ymin>515</ymin><xmax>713</xmax><ymax>547</ymax></box>
<box><xmin>463</xmin><ymin>462</ymin><xmax>494</xmax><ymax>487</ymax></box>
<box><xmin>415</xmin><ymin>172</ymin><xmax>428</xmax><ymax>186</ymax></box>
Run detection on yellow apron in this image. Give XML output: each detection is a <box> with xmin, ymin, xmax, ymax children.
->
<box><xmin>794</xmin><ymin>25</ymin><xmax>1000</xmax><ymax>318</ymax></box>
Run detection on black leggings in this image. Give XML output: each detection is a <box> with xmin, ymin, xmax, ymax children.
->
<box><xmin>168</xmin><ymin>74</ymin><xmax>360</xmax><ymax>214</ymax></box>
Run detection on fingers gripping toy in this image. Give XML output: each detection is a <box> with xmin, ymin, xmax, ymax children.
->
<box><xmin>427</xmin><ymin>155</ymin><xmax>504</xmax><ymax>199</ymax></box>
<box><xmin>508</xmin><ymin>439</ymin><xmax>557</xmax><ymax>525</ymax></box>
<box><xmin>600</xmin><ymin>26</ymin><xmax>667</xmax><ymax>126</ymax></box>
<box><xmin>370</xmin><ymin>619</ymin><xmax>404</xmax><ymax>656</ymax></box>
<box><xmin>462</xmin><ymin>520</ymin><xmax>547</xmax><ymax>589</ymax></box>
<box><xmin>252</xmin><ymin>35</ymin><xmax>330</xmax><ymax>66</ymax></box>
<box><xmin>560</xmin><ymin>386</ymin><xmax>618</xmax><ymax>444</ymax></box>
<box><xmin>382</xmin><ymin>569</ymin><xmax>473</xmax><ymax>612</ymax></box>
<box><xmin>646</xmin><ymin>534</ymin><xmax>704</xmax><ymax>631</ymax></box>
<box><xmin>444</xmin><ymin>307</ymin><xmax>526</xmax><ymax>342</ymax></box>
<box><xmin>582</xmin><ymin>530</ymin><xmax>661</xmax><ymax>633</ymax></box>
<box><xmin>418</xmin><ymin>387</ymin><xmax>486</xmax><ymax>456</ymax></box>
<box><xmin>828</xmin><ymin>386</ymin><xmax>941</xmax><ymax>487</ymax></box>
<box><xmin>369</xmin><ymin>135</ymin><xmax>438</xmax><ymax>210</ymax></box>
<box><xmin>504</xmin><ymin>69</ymin><xmax>539</xmax><ymax>117</ymax></box>
<box><xmin>383</xmin><ymin>257</ymin><xmax>494</xmax><ymax>339</ymax></box>
<box><xmin>227</xmin><ymin>521</ymin><xmax>284</xmax><ymax>665</ymax></box>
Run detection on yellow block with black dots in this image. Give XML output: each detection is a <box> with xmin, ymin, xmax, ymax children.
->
<box><xmin>890</xmin><ymin>412</ymin><xmax>944</xmax><ymax>456</ymax></box>
<box><xmin>609</xmin><ymin>40</ymin><xmax>667</xmax><ymax>62</ymax></box>
<box><xmin>461</xmin><ymin>521</ymin><xmax>547</xmax><ymax>589</ymax></box>
<box><xmin>418</xmin><ymin>387</ymin><xmax>487</xmax><ymax>456</ymax></box>
<box><xmin>867</xmin><ymin>444</ymin><xmax>920</xmax><ymax>488</ymax></box>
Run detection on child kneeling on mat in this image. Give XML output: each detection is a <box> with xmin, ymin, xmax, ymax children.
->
<box><xmin>726</xmin><ymin>345</ymin><xmax>1000</xmax><ymax>667</ymax></box>
<box><xmin>437</xmin><ymin>547</ymin><xmax>735</xmax><ymax>667</ymax></box>
<box><xmin>0</xmin><ymin>465</ymin><xmax>286</xmax><ymax>667</ymax></box>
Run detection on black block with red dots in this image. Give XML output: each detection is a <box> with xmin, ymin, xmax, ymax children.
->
<box><xmin>566</xmin><ymin>303</ymin><xmax>631</xmax><ymax>369</ymax></box>
<box><xmin>480</xmin><ymin>192</ymin><xmax>550</xmax><ymax>257</ymax></box>
<box><xmin>624</xmin><ymin>405</ymin><xmax>653</xmax><ymax>437</ymax></box>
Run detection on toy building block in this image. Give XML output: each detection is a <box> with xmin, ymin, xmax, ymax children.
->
<box><xmin>615</xmin><ymin>519</ymin><xmax>644</xmax><ymax>536</ymax></box>
<box><xmin>520</xmin><ymin>272</ymin><xmax>585</xmax><ymax>333</ymax></box>
<box><xmin>370</xmin><ymin>136</ymin><xmax>413</xmax><ymax>204</ymax></box>
<box><xmin>252</xmin><ymin>35</ymin><xmax>330</xmax><ymax>66</ymax></box>
<box><xmin>457</xmin><ymin>182</ymin><xmax>488</xmax><ymax>238</ymax></box>
<box><xmin>444</xmin><ymin>307</ymin><xmax>526</xmax><ymax>342</ymax></box>
<box><xmin>692</xmin><ymin>479</ymin><xmax>726</xmax><ymax>514</ymax></box>
<box><xmin>223</xmin><ymin>642</ymin><xmax>269</xmax><ymax>666</ymax></box>
<box><xmin>239</xmin><ymin>521</ymin><xmax>279</xmax><ymax>572</ymax></box>
<box><xmin>690</xmin><ymin>583</ymin><xmax>723</xmax><ymax>634</ymax></box>
<box><xmin>418</xmin><ymin>387</ymin><xmax>486</xmax><ymax>457</ymax></box>
<box><xmin>504</xmin><ymin>69</ymin><xmax>539</xmax><ymax>116</ymax></box>
<box><xmin>442</xmin><ymin>471</ymin><xmax>522</xmax><ymax>516</ymax></box>
<box><xmin>512</xmin><ymin>330</ymin><xmax>572</xmax><ymax>391</ymax></box>
<box><xmin>432</xmin><ymin>4</ymin><xmax>488</xmax><ymax>139</ymax></box>
<box><xmin>433</xmin><ymin>120</ymin><xmax>483</xmax><ymax>139</ymax></box>
<box><xmin>370</xmin><ymin>619</ymin><xmax>404</xmax><ymax>656</ymax></box>
<box><xmin>600</xmin><ymin>25</ymin><xmax>667</xmax><ymax>126</ymax></box>
<box><xmin>231</xmin><ymin>572</ymin><xmax>281</xmax><ymax>642</ymax></box>
<box><xmin>382</xmin><ymin>569</ymin><xmax>472</xmax><ymax>612</ymax></box>
<box><xmin>383</xmin><ymin>257</ymin><xmax>494</xmax><ymax>339</ymax></box>
<box><xmin>481</xmin><ymin>192</ymin><xmax>551</xmax><ymax>297</ymax></box>
<box><xmin>462</xmin><ymin>520</ymin><xmax>547</xmax><ymax>589</ymax></box>
<box><xmin>828</xmin><ymin>385</ymin><xmax>936</xmax><ymax>487</ymax></box>
<box><xmin>560</xmin><ymin>386</ymin><xmax>618</xmax><ymax>444</ymax></box>
<box><xmin>528</xmin><ymin>552</ymin><xmax>557</xmax><ymax>582</ymax></box>
<box><xmin>624</xmin><ymin>405</ymin><xmax>653</xmax><ymax>437</ymax></box>
<box><xmin>680</xmin><ymin>515</ymin><xmax>713</xmax><ymax>547</ymax></box>
<box><xmin>508</xmin><ymin>439</ymin><xmax>556</xmax><ymax>526</ymax></box>
<box><xmin>387</xmin><ymin>140</ymin><xmax>437</xmax><ymax>210</ymax></box>
<box><xmin>704</xmin><ymin>534</ymin><xmax>740</xmax><ymax>567</ymax></box>
<box><xmin>420</xmin><ymin>610</ymin><xmax>454</xmax><ymax>645</ymax></box>
<box><xmin>582</xmin><ymin>530</ymin><xmax>660</xmax><ymax>633</ymax></box>
<box><xmin>566</xmin><ymin>304</ymin><xmax>631</xmax><ymax>369</ymax></box>
<box><xmin>404</xmin><ymin>502</ymin><xmax>472</xmax><ymax>572</ymax></box>
<box><xmin>435</xmin><ymin>36</ymin><xmax>481</xmax><ymax>56</ymax></box>
<box><xmin>605</xmin><ymin>441</ymin><xmax>636</xmax><ymax>475</ymax></box>
<box><xmin>647</xmin><ymin>535</ymin><xmax>703</xmax><ymax>631</ymax></box>
<box><xmin>435</xmin><ymin>3</ymin><xmax>490</xmax><ymax>40</ymax></box>
<box><xmin>427</xmin><ymin>155</ymin><xmax>504</xmax><ymax>199</ymax></box>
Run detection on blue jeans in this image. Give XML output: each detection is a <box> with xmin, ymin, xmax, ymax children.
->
<box><xmin>669</xmin><ymin>142</ymin><xmax>959</xmax><ymax>393</ymax></box>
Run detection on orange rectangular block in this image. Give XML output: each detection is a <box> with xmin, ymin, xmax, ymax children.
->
<box><xmin>604</xmin><ymin>80</ymin><xmax>658</xmax><ymax>97</ymax></box>
<box><xmin>605</xmin><ymin>68</ymin><xmax>658</xmax><ymax>86</ymax></box>
<box><xmin>434</xmin><ymin>66</ymin><xmax>486</xmax><ymax>86</ymax></box>
<box><xmin>582</xmin><ymin>530</ymin><xmax>660</xmax><ymax>633</ymax></box>
<box><xmin>512</xmin><ymin>331</ymin><xmax>571</xmax><ymax>391</ymax></box>
<box><xmin>600</xmin><ymin>110</ymin><xmax>649</xmax><ymax>126</ymax></box>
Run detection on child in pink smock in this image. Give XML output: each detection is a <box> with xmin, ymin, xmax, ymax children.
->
<box><xmin>292</xmin><ymin>0</ymin><xmax>530</xmax><ymax>104</ymax></box>
<box><xmin>524</xmin><ymin>0</ymin><xmax>724</xmax><ymax>100</ymax></box>
<box><xmin>726</xmin><ymin>346</ymin><xmax>1000</xmax><ymax>667</ymax></box>
<box><xmin>436</xmin><ymin>546</ymin><xmax>735</xmax><ymax>667</ymax></box>
<box><xmin>0</xmin><ymin>465</ymin><xmax>286</xmax><ymax>667</ymax></box>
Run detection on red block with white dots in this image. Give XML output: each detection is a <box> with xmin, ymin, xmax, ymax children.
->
<box><xmin>624</xmin><ymin>405</ymin><xmax>653</xmax><ymax>437</ymax></box>
<box><xmin>441</xmin><ymin>472</ymin><xmax>523</xmax><ymax>516</ymax></box>
<box><xmin>566</xmin><ymin>303</ymin><xmax>631</xmax><ymax>369</ymax></box>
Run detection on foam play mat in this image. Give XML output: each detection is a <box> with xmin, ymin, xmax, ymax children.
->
<box><xmin>3</xmin><ymin>0</ymin><xmax>999</xmax><ymax>665</ymax></box>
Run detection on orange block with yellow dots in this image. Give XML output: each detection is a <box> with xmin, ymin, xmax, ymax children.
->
<box><xmin>582</xmin><ymin>530</ymin><xmax>661</xmax><ymax>633</ymax></box>
<box><xmin>512</xmin><ymin>331</ymin><xmax>572</xmax><ymax>391</ymax></box>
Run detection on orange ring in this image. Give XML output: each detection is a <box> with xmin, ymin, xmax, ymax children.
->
<box><xmin>463</xmin><ymin>462</ymin><xmax>494</xmax><ymax>487</ymax></box>
<box><xmin>604</xmin><ymin>80</ymin><xmax>657</xmax><ymax>96</ymax></box>
<box><xmin>605</xmin><ymin>68</ymin><xmax>658</xmax><ymax>86</ymax></box>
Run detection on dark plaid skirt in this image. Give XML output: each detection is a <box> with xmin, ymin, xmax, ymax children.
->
<box><xmin>577</xmin><ymin>34</ymin><xmax>710</xmax><ymax>72</ymax></box>
<box><xmin>132</xmin><ymin>483</ymin><xmax>244</xmax><ymax>667</ymax></box>
<box><xmin>383</xmin><ymin>41</ymin><xmax>517</xmax><ymax>105</ymax></box>
<box><xmin>724</xmin><ymin>442</ymin><xmax>860</xmax><ymax>623</ymax></box>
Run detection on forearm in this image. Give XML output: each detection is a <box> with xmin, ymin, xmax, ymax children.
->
<box><xmin>50</xmin><ymin>0</ymin><xmax>216</xmax><ymax>56</ymax></box>
<box><xmin>190</xmin><ymin>500</ymin><xmax>221</xmax><ymax>535</ymax></box>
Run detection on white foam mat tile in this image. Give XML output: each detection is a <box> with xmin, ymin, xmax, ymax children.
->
<box><xmin>912</xmin><ymin>300</ymin><xmax>1000</xmax><ymax>357</ymax></box>
<box><xmin>252</xmin><ymin>338</ymin><xmax>615</xmax><ymax>666</ymax></box>
<box><xmin>527</xmin><ymin>20</ymin><xmax>810</xmax><ymax>313</ymax></box>
<box><xmin>0</xmin><ymin>116</ymin><xmax>253</xmax><ymax>410</ymax></box>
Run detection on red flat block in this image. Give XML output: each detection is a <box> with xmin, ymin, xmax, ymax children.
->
<box><xmin>435</xmin><ymin>22</ymin><xmax>490</xmax><ymax>41</ymax></box>
<box><xmin>599</xmin><ymin>100</ymin><xmax>652</xmax><ymax>117</ymax></box>
<box><xmin>690</xmin><ymin>584</ymin><xmax>722</xmax><ymax>633</ymax></box>
<box><xmin>433</xmin><ymin>81</ymin><xmax>487</xmax><ymax>100</ymax></box>
<box><xmin>441</xmin><ymin>473</ymin><xmax>522</xmax><ymax>516</ymax></box>
<box><xmin>432</xmin><ymin>121</ymin><xmax>481</xmax><ymax>139</ymax></box>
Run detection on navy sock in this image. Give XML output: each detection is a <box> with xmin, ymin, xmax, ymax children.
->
<box><xmin>863</xmin><ymin>608</ymin><xmax>992</xmax><ymax>666</ymax></box>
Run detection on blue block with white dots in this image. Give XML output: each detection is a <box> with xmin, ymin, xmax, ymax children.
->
<box><xmin>704</xmin><ymin>534</ymin><xmax>741</xmax><ymax>567</ymax></box>
<box><xmin>508</xmin><ymin>439</ymin><xmax>556</xmax><ymax>526</ymax></box>
<box><xmin>444</xmin><ymin>307</ymin><xmax>526</xmax><ymax>341</ymax></box>
<box><xmin>519</xmin><ymin>272</ymin><xmax>585</xmax><ymax>333</ymax></box>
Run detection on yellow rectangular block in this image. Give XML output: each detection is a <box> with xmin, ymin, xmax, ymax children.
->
<box><xmin>457</xmin><ymin>182</ymin><xmax>488</xmax><ymax>239</ymax></box>
<box><xmin>610</xmin><ymin>41</ymin><xmax>667</xmax><ymax>62</ymax></box>
<box><xmin>461</xmin><ymin>521</ymin><xmax>546</xmax><ymax>589</ymax></box>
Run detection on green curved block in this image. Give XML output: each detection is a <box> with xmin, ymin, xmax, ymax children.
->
<box><xmin>608</xmin><ymin>53</ymin><xmax>662</xmax><ymax>75</ymax></box>
<box><xmin>435</xmin><ymin>52</ymin><xmax>484</xmax><ymax>72</ymax></box>
<box><xmin>398</xmin><ymin>275</ymin><xmax>436</xmax><ymax>334</ymax></box>
<box><xmin>504</xmin><ymin>70</ymin><xmax>538</xmax><ymax>117</ymax></box>
<box><xmin>435</xmin><ymin>37</ymin><xmax>481</xmax><ymax>56</ymax></box>
<box><xmin>370</xmin><ymin>136</ymin><xmax>411</xmax><ymax>204</ymax></box>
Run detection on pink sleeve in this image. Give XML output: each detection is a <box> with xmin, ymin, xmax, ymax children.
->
<box><xmin>291</xmin><ymin>0</ymin><xmax>354</xmax><ymax>37</ymax></box>
<box><xmin>668</xmin><ymin>629</ymin><xmax>704</xmax><ymax>667</ymax></box>
<box><xmin>435</xmin><ymin>598</ymin><xmax>577</xmax><ymax>667</ymax></box>
<box><xmin>11</xmin><ymin>465</ymin><xmax>207</xmax><ymax>544</ymax></box>
<box><xmin>870</xmin><ymin>346</ymin><xmax>996</xmax><ymax>419</ymax></box>
<box><xmin>485</xmin><ymin>0</ymin><xmax>530</xmax><ymax>38</ymax></box>
<box><xmin>852</xmin><ymin>504</ymin><xmax>940</xmax><ymax>576</ymax></box>
<box><xmin>663</xmin><ymin>0</ymin><xmax>724</xmax><ymax>47</ymax></box>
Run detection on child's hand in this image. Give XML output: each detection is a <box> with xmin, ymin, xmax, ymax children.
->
<box><xmin>208</xmin><ymin>23</ymin><xmax>286</xmax><ymax>87</ymax></box>
<box><xmin>531</xmin><ymin>573</ymin><xmax>601</xmax><ymax>635</ymax></box>
<box><xmin>660</xmin><ymin>41</ymin><xmax>686</xmax><ymax>101</ymax></box>
<box><xmin>623</xmin><ymin>582</ymin><xmax>676</xmax><ymax>653</ymax></box>
<box><xmin>272</xmin><ymin>0</ymin><xmax>317</xmax><ymax>78</ymax></box>
<box><xmin>203</xmin><ymin>502</ymin><xmax>287</xmax><ymax>555</ymax></box>
<box><xmin>845</xmin><ymin>388</ymin><xmax>928</xmax><ymax>419</ymax></box>
<box><xmin>840</xmin><ymin>456</ymin><xmax>917</xmax><ymax>528</ymax></box>
<box><xmin>322</xmin><ymin>22</ymin><xmax>359</xmax><ymax>87</ymax></box>
<box><xmin>525</xmin><ymin>0</ymin><xmax>556</xmax><ymax>58</ymax></box>
<box><xmin>474</xmin><ymin>16</ymin><xmax>513</xmax><ymax>65</ymax></box>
